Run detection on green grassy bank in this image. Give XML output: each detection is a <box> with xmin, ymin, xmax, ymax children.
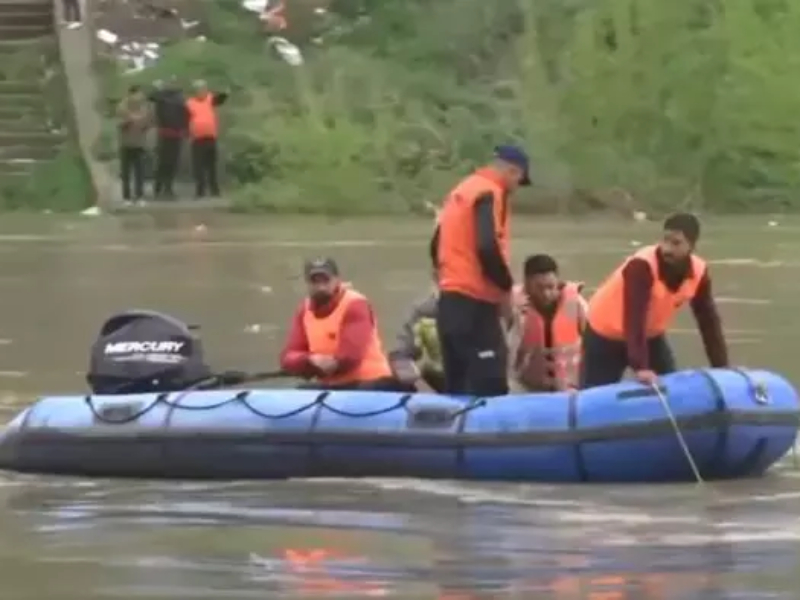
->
<box><xmin>96</xmin><ymin>0</ymin><xmax>800</xmax><ymax>214</ymax></box>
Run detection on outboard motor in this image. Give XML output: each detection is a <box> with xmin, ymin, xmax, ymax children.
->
<box><xmin>87</xmin><ymin>310</ymin><xmax>213</xmax><ymax>394</ymax></box>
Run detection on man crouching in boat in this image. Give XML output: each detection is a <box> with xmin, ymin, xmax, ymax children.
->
<box><xmin>507</xmin><ymin>254</ymin><xmax>588</xmax><ymax>392</ymax></box>
<box><xmin>388</xmin><ymin>273</ymin><xmax>445</xmax><ymax>393</ymax></box>
<box><xmin>279</xmin><ymin>257</ymin><xmax>397</xmax><ymax>391</ymax></box>
<box><xmin>581</xmin><ymin>212</ymin><xmax>729</xmax><ymax>388</ymax></box>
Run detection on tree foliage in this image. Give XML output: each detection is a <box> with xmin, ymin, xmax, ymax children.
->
<box><xmin>100</xmin><ymin>0</ymin><xmax>800</xmax><ymax>213</ymax></box>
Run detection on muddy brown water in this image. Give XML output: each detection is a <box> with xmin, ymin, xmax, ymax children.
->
<box><xmin>0</xmin><ymin>213</ymin><xmax>798</xmax><ymax>599</ymax></box>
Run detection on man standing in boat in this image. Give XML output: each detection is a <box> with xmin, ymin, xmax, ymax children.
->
<box><xmin>279</xmin><ymin>258</ymin><xmax>397</xmax><ymax>391</ymax></box>
<box><xmin>507</xmin><ymin>254</ymin><xmax>588</xmax><ymax>392</ymax></box>
<box><xmin>431</xmin><ymin>145</ymin><xmax>531</xmax><ymax>396</ymax></box>
<box><xmin>581</xmin><ymin>213</ymin><xmax>729</xmax><ymax>388</ymax></box>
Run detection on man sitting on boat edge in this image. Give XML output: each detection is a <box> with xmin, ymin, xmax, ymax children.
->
<box><xmin>279</xmin><ymin>258</ymin><xmax>398</xmax><ymax>391</ymax></box>
<box><xmin>507</xmin><ymin>254</ymin><xmax>588</xmax><ymax>392</ymax></box>
<box><xmin>388</xmin><ymin>271</ymin><xmax>445</xmax><ymax>393</ymax></box>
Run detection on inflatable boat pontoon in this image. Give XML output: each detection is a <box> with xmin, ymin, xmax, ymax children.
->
<box><xmin>0</xmin><ymin>368</ymin><xmax>796</xmax><ymax>482</ymax></box>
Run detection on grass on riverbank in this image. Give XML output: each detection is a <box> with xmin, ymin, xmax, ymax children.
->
<box><xmin>94</xmin><ymin>0</ymin><xmax>800</xmax><ymax>214</ymax></box>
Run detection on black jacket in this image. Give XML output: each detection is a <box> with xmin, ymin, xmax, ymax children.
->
<box><xmin>148</xmin><ymin>87</ymin><xmax>188</xmax><ymax>133</ymax></box>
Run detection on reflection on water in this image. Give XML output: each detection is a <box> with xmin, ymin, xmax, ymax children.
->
<box><xmin>1</xmin><ymin>214</ymin><xmax>800</xmax><ymax>598</ymax></box>
<box><xmin>0</xmin><ymin>473</ymin><xmax>797</xmax><ymax>598</ymax></box>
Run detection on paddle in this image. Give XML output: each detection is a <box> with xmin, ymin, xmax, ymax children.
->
<box><xmin>190</xmin><ymin>369</ymin><xmax>292</xmax><ymax>390</ymax></box>
<box><xmin>96</xmin><ymin>368</ymin><xmax>291</xmax><ymax>395</ymax></box>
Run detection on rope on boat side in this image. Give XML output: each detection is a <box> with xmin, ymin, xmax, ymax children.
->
<box><xmin>84</xmin><ymin>391</ymin><xmax>487</xmax><ymax>425</ymax></box>
<box><xmin>651</xmin><ymin>383</ymin><xmax>705</xmax><ymax>486</ymax></box>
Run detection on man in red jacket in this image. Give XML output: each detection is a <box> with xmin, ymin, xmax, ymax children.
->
<box><xmin>279</xmin><ymin>258</ymin><xmax>397</xmax><ymax>390</ymax></box>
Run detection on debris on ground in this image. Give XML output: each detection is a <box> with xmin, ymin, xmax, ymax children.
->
<box><xmin>80</xmin><ymin>206</ymin><xmax>102</xmax><ymax>217</ymax></box>
<box><xmin>91</xmin><ymin>0</ymin><xmax>206</xmax><ymax>73</ymax></box>
<box><xmin>269</xmin><ymin>36</ymin><xmax>303</xmax><ymax>66</ymax></box>
<box><xmin>241</xmin><ymin>0</ymin><xmax>269</xmax><ymax>14</ymax></box>
<box><xmin>92</xmin><ymin>0</ymin><xmax>336</xmax><ymax>74</ymax></box>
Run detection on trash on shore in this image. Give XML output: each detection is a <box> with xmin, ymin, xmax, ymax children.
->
<box><xmin>96</xmin><ymin>28</ymin><xmax>161</xmax><ymax>73</ymax></box>
<box><xmin>269</xmin><ymin>36</ymin><xmax>304</xmax><ymax>66</ymax></box>
<box><xmin>242</xmin><ymin>0</ymin><xmax>269</xmax><ymax>13</ymax></box>
<box><xmin>80</xmin><ymin>206</ymin><xmax>102</xmax><ymax>217</ymax></box>
<box><xmin>96</xmin><ymin>28</ymin><xmax>118</xmax><ymax>45</ymax></box>
<box><xmin>93</xmin><ymin>0</ymin><xmax>203</xmax><ymax>74</ymax></box>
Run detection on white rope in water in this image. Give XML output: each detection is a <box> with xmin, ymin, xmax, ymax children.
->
<box><xmin>651</xmin><ymin>383</ymin><xmax>705</xmax><ymax>485</ymax></box>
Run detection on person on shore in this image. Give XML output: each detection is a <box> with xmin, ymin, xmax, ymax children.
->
<box><xmin>279</xmin><ymin>258</ymin><xmax>397</xmax><ymax>391</ymax></box>
<box><xmin>148</xmin><ymin>76</ymin><xmax>187</xmax><ymax>199</ymax></box>
<box><xmin>115</xmin><ymin>85</ymin><xmax>151</xmax><ymax>203</ymax></box>
<box><xmin>62</xmin><ymin>0</ymin><xmax>82</xmax><ymax>27</ymax></box>
<box><xmin>507</xmin><ymin>254</ymin><xmax>587</xmax><ymax>392</ymax></box>
<box><xmin>186</xmin><ymin>80</ymin><xmax>228</xmax><ymax>199</ymax></box>
<box><xmin>389</xmin><ymin>277</ymin><xmax>445</xmax><ymax>393</ymax></box>
<box><xmin>431</xmin><ymin>145</ymin><xmax>531</xmax><ymax>396</ymax></box>
<box><xmin>582</xmin><ymin>212</ymin><xmax>729</xmax><ymax>388</ymax></box>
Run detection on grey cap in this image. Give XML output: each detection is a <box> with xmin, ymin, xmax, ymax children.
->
<box><xmin>304</xmin><ymin>257</ymin><xmax>339</xmax><ymax>279</ymax></box>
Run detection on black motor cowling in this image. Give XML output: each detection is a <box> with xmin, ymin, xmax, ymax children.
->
<box><xmin>87</xmin><ymin>310</ymin><xmax>212</xmax><ymax>394</ymax></box>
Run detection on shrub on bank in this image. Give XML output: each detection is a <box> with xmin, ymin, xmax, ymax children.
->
<box><xmin>97</xmin><ymin>0</ymin><xmax>800</xmax><ymax>213</ymax></box>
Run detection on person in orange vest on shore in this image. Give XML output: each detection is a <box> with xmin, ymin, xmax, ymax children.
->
<box><xmin>185</xmin><ymin>80</ymin><xmax>228</xmax><ymax>199</ymax></box>
<box><xmin>582</xmin><ymin>212</ymin><xmax>729</xmax><ymax>388</ymax></box>
<box><xmin>507</xmin><ymin>254</ymin><xmax>588</xmax><ymax>392</ymax></box>
<box><xmin>431</xmin><ymin>145</ymin><xmax>531</xmax><ymax>395</ymax></box>
<box><xmin>279</xmin><ymin>258</ymin><xmax>397</xmax><ymax>390</ymax></box>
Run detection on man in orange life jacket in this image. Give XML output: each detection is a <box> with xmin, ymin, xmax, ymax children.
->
<box><xmin>431</xmin><ymin>145</ymin><xmax>531</xmax><ymax>396</ymax></box>
<box><xmin>279</xmin><ymin>258</ymin><xmax>397</xmax><ymax>391</ymax></box>
<box><xmin>581</xmin><ymin>212</ymin><xmax>729</xmax><ymax>388</ymax></box>
<box><xmin>508</xmin><ymin>254</ymin><xmax>588</xmax><ymax>392</ymax></box>
<box><xmin>186</xmin><ymin>80</ymin><xmax>228</xmax><ymax>199</ymax></box>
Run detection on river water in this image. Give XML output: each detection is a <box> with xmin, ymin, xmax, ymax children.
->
<box><xmin>0</xmin><ymin>212</ymin><xmax>798</xmax><ymax>599</ymax></box>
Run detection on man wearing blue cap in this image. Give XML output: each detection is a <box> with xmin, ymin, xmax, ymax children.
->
<box><xmin>430</xmin><ymin>145</ymin><xmax>531</xmax><ymax>396</ymax></box>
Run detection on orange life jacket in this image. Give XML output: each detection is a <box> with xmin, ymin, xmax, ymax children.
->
<box><xmin>302</xmin><ymin>288</ymin><xmax>392</xmax><ymax>386</ymax></box>
<box><xmin>186</xmin><ymin>95</ymin><xmax>218</xmax><ymax>139</ymax></box>
<box><xmin>512</xmin><ymin>282</ymin><xmax>586</xmax><ymax>391</ymax></box>
<box><xmin>588</xmin><ymin>245</ymin><xmax>707</xmax><ymax>340</ymax></box>
<box><xmin>436</xmin><ymin>168</ymin><xmax>510</xmax><ymax>304</ymax></box>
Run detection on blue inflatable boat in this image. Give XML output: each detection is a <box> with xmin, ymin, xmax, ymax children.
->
<box><xmin>0</xmin><ymin>368</ymin><xmax>797</xmax><ymax>483</ymax></box>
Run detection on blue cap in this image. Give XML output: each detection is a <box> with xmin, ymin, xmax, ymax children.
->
<box><xmin>494</xmin><ymin>145</ymin><xmax>531</xmax><ymax>186</ymax></box>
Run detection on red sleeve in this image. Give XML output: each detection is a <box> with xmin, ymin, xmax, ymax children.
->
<box><xmin>690</xmin><ymin>271</ymin><xmax>729</xmax><ymax>367</ymax></box>
<box><xmin>279</xmin><ymin>303</ymin><xmax>313</xmax><ymax>375</ymax></box>
<box><xmin>622</xmin><ymin>258</ymin><xmax>653</xmax><ymax>371</ymax></box>
<box><xmin>331</xmin><ymin>298</ymin><xmax>374</xmax><ymax>375</ymax></box>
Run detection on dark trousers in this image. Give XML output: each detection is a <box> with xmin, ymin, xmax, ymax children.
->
<box><xmin>119</xmin><ymin>146</ymin><xmax>144</xmax><ymax>200</ymax></box>
<box><xmin>63</xmin><ymin>0</ymin><xmax>81</xmax><ymax>21</ymax></box>
<box><xmin>154</xmin><ymin>135</ymin><xmax>181</xmax><ymax>197</ymax></box>
<box><xmin>580</xmin><ymin>325</ymin><xmax>677</xmax><ymax>389</ymax></box>
<box><xmin>421</xmin><ymin>367</ymin><xmax>446</xmax><ymax>394</ymax></box>
<box><xmin>191</xmin><ymin>137</ymin><xmax>220</xmax><ymax>197</ymax></box>
<box><xmin>436</xmin><ymin>291</ymin><xmax>508</xmax><ymax>396</ymax></box>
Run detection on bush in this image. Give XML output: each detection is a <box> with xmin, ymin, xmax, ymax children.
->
<box><xmin>97</xmin><ymin>0</ymin><xmax>800</xmax><ymax>213</ymax></box>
